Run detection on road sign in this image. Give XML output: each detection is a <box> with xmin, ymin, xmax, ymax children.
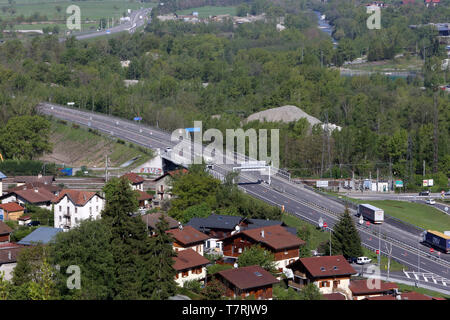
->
<box><xmin>323</xmin><ymin>222</ymin><xmax>328</xmax><ymax>228</ymax></box>
<box><xmin>430</xmin><ymin>248</ymin><xmax>434</xmax><ymax>253</ymax></box>
<box><xmin>185</xmin><ymin>127</ymin><xmax>201</xmax><ymax>133</ymax></box>
<box><xmin>376</xmin><ymin>249</ymin><xmax>380</xmax><ymax>255</ymax></box>
<box><xmin>316</xmin><ymin>180</ymin><xmax>328</xmax><ymax>188</ymax></box>
<box><xmin>318</xmin><ymin>217</ymin><xmax>323</xmax><ymax>228</ymax></box>
<box><xmin>366</xmin><ymin>221</ymin><xmax>371</xmax><ymax>226</ymax></box>
<box><xmin>133</xmin><ymin>117</ymin><xmax>142</xmax><ymax>121</ymax></box>
<box><xmin>395</xmin><ymin>180</ymin><xmax>403</xmax><ymax>187</ymax></box>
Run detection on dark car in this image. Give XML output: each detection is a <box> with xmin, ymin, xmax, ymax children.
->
<box><xmin>27</xmin><ymin>221</ymin><xmax>41</xmax><ymax>227</ymax></box>
<box><xmin>419</xmin><ymin>191</ymin><xmax>430</xmax><ymax>196</ymax></box>
<box><xmin>347</xmin><ymin>257</ymin><xmax>358</xmax><ymax>264</ymax></box>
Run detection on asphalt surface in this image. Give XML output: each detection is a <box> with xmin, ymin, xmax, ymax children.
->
<box><xmin>59</xmin><ymin>8</ymin><xmax>151</xmax><ymax>42</ymax></box>
<box><xmin>36</xmin><ymin>103</ymin><xmax>450</xmax><ymax>294</ymax></box>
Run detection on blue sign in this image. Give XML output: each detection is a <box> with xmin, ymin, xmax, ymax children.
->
<box><xmin>0</xmin><ymin>214</ymin><xmax>3</xmax><ymax>221</ymax></box>
<box><xmin>134</xmin><ymin>117</ymin><xmax>142</xmax><ymax>121</ymax></box>
<box><xmin>185</xmin><ymin>127</ymin><xmax>201</xmax><ymax>133</ymax></box>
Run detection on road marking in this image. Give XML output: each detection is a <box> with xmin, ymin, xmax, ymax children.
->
<box><xmin>414</xmin><ymin>274</ymin><xmax>419</xmax><ymax>280</ymax></box>
<box><xmin>404</xmin><ymin>271</ymin><xmax>410</xmax><ymax>278</ymax></box>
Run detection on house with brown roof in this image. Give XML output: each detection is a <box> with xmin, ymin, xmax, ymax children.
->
<box><xmin>0</xmin><ymin>243</ymin><xmax>24</xmax><ymax>280</ymax></box>
<box><xmin>173</xmin><ymin>248</ymin><xmax>210</xmax><ymax>287</ymax></box>
<box><xmin>349</xmin><ymin>279</ymin><xmax>398</xmax><ymax>300</ymax></box>
<box><xmin>121</xmin><ymin>172</ymin><xmax>145</xmax><ymax>191</ymax></box>
<box><xmin>136</xmin><ymin>190</ymin><xmax>152</xmax><ymax>209</ymax></box>
<box><xmin>13</xmin><ymin>175</ymin><xmax>55</xmax><ymax>186</ymax></box>
<box><xmin>222</xmin><ymin>225</ymin><xmax>305</xmax><ymax>272</ymax></box>
<box><xmin>151</xmin><ymin>169</ymin><xmax>187</xmax><ymax>207</ymax></box>
<box><xmin>52</xmin><ymin>189</ymin><xmax>104</xmax><ymax>231</ymax></box>
<box><xmin>286</xmin><ymin>255</ymin><xmax>357</xmax><ymax>299</ymax></box>
<box><xmin>0</xmin><ymin>187</ymin><xmax>55</xmax><ymax>210</ymax></box>
<box><xmin>166</xmin><ymin>225</ymin><xmax>210</xmax><ymax>256</ymax></box>
<box><xmin>141</xmin><ymin>212</ymin><xmax>180</xmax><ymax>236</ymax></box>
<box><xmin>215</xmin><ymin>265</ymin><xmax>279</xmax><ymax>300</ymax></box>
<box><xmin>0</xmin><ymin>221</ymin><xmax>13</xmax><ymax>243</ymax></box>
<box><xmin>0</xmin><ymin>202</ymin><xmax>24</xmax><ymax>221</ymax></box>
<box><xmin>10</xmin><ymin>182</ymin><xmax>61</xmax><ymax>195</ymax></box>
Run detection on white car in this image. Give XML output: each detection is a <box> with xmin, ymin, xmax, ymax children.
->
<box><xmin>356</xmin><ymin>257</ymin><xmax>372</xmax><ymax>265</ymax></box>
<box><xmin>426</xmin><ymin>199</ymin><xmax>436</xmax><ymax>205</ymax></box>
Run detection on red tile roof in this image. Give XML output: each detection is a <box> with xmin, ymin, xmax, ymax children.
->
<box><xmin>233</xmin><ymin>225</ymin><xmax>305</xmax><ymax>250</ymax></box>
<box><xmin>136</xmin><ymin>190</ymin><xmax>152</xmax><ymax>201</ymax></box>
<box><xmin>323</xmin><ymin>293</ymin><xmax>347</xmax><ymax>300</ymax></box>
<box><xmin>0</xmin><ymin>245</ymin><xmax>24</xmax><ymax>264</ymax></box>
<box><xmin>400</xmin><ymin>292</ymin><xmax>433</xmax><ymax>300</ymax></box>
<box><xmin>366</xmin><ymin>295</ymin><xmax>396</xmax><ymax>300</ymax></box>
<box><xmin>0</xmin><ymin>221</ymin><xmax>13</xmax><ymax>235</ymax></box>
<box><xmin>166</xmin><ymin>226</ymin><xmax>210</xmax><ymax>246</ymax></box>
<box><xmin>288</xmin><ymin>255</ymin><xmax>356</xmax><ymax>278</ymax></box>
<box><xmin>0</xmin><ymin>202</ymin><xmax>24</xmax><ymax>212</ymax></box>
<box><xmin>52</xmin><ymin>189</ymin><xmax>99</xmax><ymax>206</ymax></box>
<box><xmin>217</xmin><ymin>265</ymin><xmax>279</xmax><ymax>290</ymax></box>
<box><xmin>18</xmin><ymin>215</ymin><xmax>31</xmax><ymax>221</ymax></box>
<box><xmin>172</xmin><ymin>248</ymin><xmax>209</xmax><ymax>271</ymax></box>
<box><xmin>349</xmin><ymin>279</ymin><xmax>398</xmax><ymax>295</ymax></box>
<box><xmin>121</xmin><ymin>172</ymin><xmax>144</xmax><ymax>184</ymax></box>
<box><xmin>7</xmin><ymin>188</ymin><xmax>55</xmax><ymax>204</ymax></box>
<box><xmin>13</xmin><ymin>176</ymin><xmax>54</xmax><ymax>185</ymax></box>
<box><xmin>11</xmin><ymin>182</ymin><xmax>61</xmax><ymax>194</ymax></box>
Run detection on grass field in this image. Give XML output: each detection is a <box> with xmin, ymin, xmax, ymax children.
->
<box><xmin>282</xmin><ymin>213</ymin><xmax>329</xmax><ymax>251</ymax></box>
<box><xmin>0</xmin><ymin>1</ymin><xmax>154</xmax><ymax>21</ymax></box>
<box><xmin>396</xmin><ymin>283</ymin><xmax>450</xmax><ymax>299</ymax></box>
<box><xmin>346</xmin><ymin>55</ymin><xmax>424</xmax><ymax>72</ymax></box>
<box><xmin>360</xmin><ymin>200</ymin><xmax>450</xmax><ymax>232</ymax></box>
<box><xmin>176</xmin><ymin>6</ymin><xmax>237</xmax><ymax>18</ymax></box>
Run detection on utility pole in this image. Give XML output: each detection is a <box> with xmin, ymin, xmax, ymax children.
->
<box><xmin>376</xmin><ymin>168</ymin><xmax>379</xmax><ymax>193</ymax></box>
<box><xmin>378</xmin><ymin>224</ymin><xmax>381</xmax><ymax>267</ymax></box>
<box><xmin>105</xmin><ymin>155</ymin><xmax>109</xmax><ymax>183</ymax></box>
<box><xmin>423</xmin><ymin>160</ymin><xmax>425</xmax><ymax>177</ymax></box>
<box><xmin>432</xmin><ymin>92</ymin><xmax>438</xmax><ymax>173</ymax></box>
<box><xmin>385</xmin><ymin>241</ymin><xmax>392</xmax><ymax>281</ymax></box>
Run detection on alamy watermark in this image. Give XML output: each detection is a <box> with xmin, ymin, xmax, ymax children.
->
<box><xmin>170</xmin><ymin>121</ymin><xmax>280</xmax><ymax>169</ymax></box>
<box><xmin>366</xmin><ymin>6</ymin><xmax>381</xmax><ymax>30</ymax></box>
<box><xmin>56</xmin><ymin>264</ymin><xmax>81</xmax><ymax>290</ymax></box>
<box><xmin>66</xmin><ymin>5</ymin><xmax>81</xmax><ymax>31</ymax></box>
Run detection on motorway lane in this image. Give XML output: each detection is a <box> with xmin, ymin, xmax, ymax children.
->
<box><xmin>37</xmin><ymin>104</ymin><xmax>450</xmax><ymax>292</ymax></box>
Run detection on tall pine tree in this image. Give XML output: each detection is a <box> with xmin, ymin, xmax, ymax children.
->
<box><xmin>101</xmin><ymin>177</ymin><xmax>154</xmax><ymax>299</ymax></box>
<box><xmin>146</xmin><ymin>216</ymin><xmax>177</xmax><ymax>300</ymax></box>
<box><xmin>329</xmin><ymin>207</ymin><xmax>363</xmax><ymax>258</ymax></box>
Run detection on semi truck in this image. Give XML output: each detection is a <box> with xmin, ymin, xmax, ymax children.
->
<box><xmin>357</xmin><ymin>204</ymin><xmax>384</xmax><ymax>224</ymax></box>
<box><xmin>421</xmin><ymin>230</ymin><xmax>450</xmax><ymax>253</ymax></box>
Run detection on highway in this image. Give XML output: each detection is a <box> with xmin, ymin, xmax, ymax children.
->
<box><xmin>37</xmin><ymin>102</ymin><xmax>450</xmax><ymax>294</ymax></box>
<box><xmin>59</xmin><ymin>8</ymin><xmax>151</xmax><ymax>42</ymax></box>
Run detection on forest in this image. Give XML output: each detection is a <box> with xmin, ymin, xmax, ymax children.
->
<box><xmin>0</xmin><ymin>0</ymin><xmax>447</xmax><ymax>190</ymax></box>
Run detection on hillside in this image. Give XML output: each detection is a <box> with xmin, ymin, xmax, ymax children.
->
<box><xmin>38</xmin><ymin>121</ymin><xmax>153</xmax><ymax>169</ymax></box>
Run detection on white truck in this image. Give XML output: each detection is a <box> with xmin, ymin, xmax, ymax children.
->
<box><xmin>357</xmin><ymin>204</ymin><xmax>384</xmax><ymax>224</ymax></box>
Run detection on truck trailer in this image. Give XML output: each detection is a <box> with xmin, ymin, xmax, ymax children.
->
<box><xmin>357</xmin><ymin>204</ymin><xmax>384</xmax><ymax>224</ymax></box>
<box><xmin>421</xmin><ymin>230</ymin><xmax>450</xmax><ymax>253</ymax></box>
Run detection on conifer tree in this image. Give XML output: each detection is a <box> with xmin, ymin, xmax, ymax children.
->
<box><xmin>329</xmin><ymin>207</ymin><xmax>363</xmax><ymax>258</ymax></box>
<box><xmin>146</xmin><ymin>216</ymin><xmax>177</xmax><ymax>300</ymax></box>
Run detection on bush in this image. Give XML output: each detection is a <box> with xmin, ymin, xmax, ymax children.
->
<box><xmin>184</xmin><ymin>280</ymin><xmax>202</xmax><ymax>294</ymax></box>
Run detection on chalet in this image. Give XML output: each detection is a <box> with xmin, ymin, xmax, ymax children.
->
<box><xmin>349</xmin><ymin>279</ymin><xmax>398</xmax><ymax>300</ymax></box>
<box><xmin>0</xmin><ymin>221</ymin><xmax>13</xmax><ymax>243</ymax></box>
<box><xmin>173</xmin><ymin>248</ymin><xmax>209</xmax><ymax>287</ymax></box>
<box><xmin>141</xmin><ymin>212</ymin><xmax>179</xmax><ymax>236</ymax></box>
<box><xmin>18</xmin><ymin>227</ymin><xmax>63</xmax><ymax>246</ymax></box>
<box><xmin>18</xmin><ymin>215</ymin><xmax>32</xmax><ymax>226</ymax></box>
<box><xmin>0</xmin><ymin>187</ymin><xmax>54</xmax><ymax>210</ymax></box>
<box><xmin>152</xmin><ymin>169</ymin><xmax>187</xmax><ymax>207</ymax></box>
<box><xmin>10</xmin><ymin>182</ymin><xmax>61</xmax><ymax>195</ymax></box>
<box><xmin>0</xmin><ymin>202</ymin><xmax>25</xmax><ymax>221</ymax></box>
<box><xmin>166</xmin><ymin>225</ymin><xmax>210</xmax><ymax>255</ymax></box>
<box><xmin>136</xmin><ymin>190</ymin><xmax>152</xmax><ymax>209</ymax></box>
<box><xmin>0</xmin><ymin>243</ymin><xmax>24</xmax><ymax>280</ymax></box>
<box><xmin>187</xmin><ymin>214</ymin><xmax>247</xmax><ymax>252</ymax></box>
<box><xmin>0</xmin><ymin>171</ymin><xmax>6</xmax><ymax>195</ymax></box>
<box><xmin>52</xmin><ymin>189</ymin><xmax>105</xmax><ymax>231</ymax></box>
<box><xmin>121</xmin><ymin>172</ymin><xmax>145</xmax><ymax>191</ymax></box>
<box><xmin>286</xmin><ymin>255</ymin><xmax>357</xmax><ymax>299</ymax></box>
<box><xmin>222</xmin><ymin>225</ymin><xmax>305</xmax><ymax>272</ymax></box>
<box><xmin>216</xmin><ymin>265</ymin><xmax>279</xmax><ymax>300</ymax></box>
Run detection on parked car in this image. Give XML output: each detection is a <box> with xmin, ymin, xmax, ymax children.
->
<box><xmin>356</xmin><ymin>256</ymin><xmax>372</xmax><ymax>265</ymax></box>
<box><xmin>419</xmin><ymin>190</ymin><xmax>430</xmax><ymax>196</ymax></box>
<box><xmin>27</xmin><ymin>221</ymin><xmax>41</xmax><ymax>227</ymax></box>
<box><xmin>426</xmin><ymin>199</ymin><xmax>436</xmax><ymax>205</ymax></box>
<box><xmin>347</xmin><ymin>257</ymin><xmax>358</xmax><ymax>264</ymax></box>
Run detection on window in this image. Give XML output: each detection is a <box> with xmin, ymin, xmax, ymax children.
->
<box><xmin>284</xmin><ymin>250</ymin><xmax>288</xmax><ymax>255</ymax></box>
<box><xmin>59</xmin><ymin>206</ymin><xmax>62</xmax><ymax>212</ymax></box>
<box><xmin>238</xmin><ymin>248</ymin><xmax>242</xmax><ymax>253</ymax></box>
<box><xmin>75</xmin><ymin>218</ymin><xmax>78</xmax><ymax>223</ymax></box>
<box><xmin>89</xmin><ymin>207</ymin><xmax>92</xmax><ymax>215</ymax></box>
<box><xmin>182</xmin><ymin>271</ymin><xmax>189</xmax><ymax>278</ymax></box>
<box><xmin>75</xmin><ymin>207</ymin><xmax>78</xmax><ymax>214</ymax></box>
<box><xmin>59</xmin><ymin>216</ymin><xmax>62</xmax><ymax>222</ymax></box>
<box><xmin>319</xmin><ymin>281</ymin><xmax>330</xmax><ymax>288</ymax></box>
<box><xmin>96</xmin><ymin>197</ymin><xmax>98</xmax><ymax>203</ymax></box>
<box><xmin>96</xmin><ymin>206</ymin><xmax>98</xmax><ymax>212</ymax></box>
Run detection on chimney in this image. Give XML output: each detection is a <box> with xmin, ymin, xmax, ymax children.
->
<box><xmin>34</xmin><ymin>187</ymin><xmax>38</xmax><ymax>193</ymax></box>
<box><xmin>38</xmin><ymin>173</ymin><xmax>42</xmax><ymax>179</ymax></box>
<box><xmin>260</xmin><ymin>230</ymin><xmax>264</xmax><ymax>238</ymax></box>
<box><xmin>178</xmin><ymin>222</ymin><xmax>183</xmax><ymax>230</ymax></box>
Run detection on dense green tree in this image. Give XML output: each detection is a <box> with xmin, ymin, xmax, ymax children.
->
<box><xmin>298</xmin><ymin>283</ymin><xmax>323</xmax><ymax>300</ymax></box>
<box><xmin>328</xmin><ymin>207</ymin><xmax>363</xmax><ymax>258</ymax></box>
<box><xmin>237</xmin><ymin>245</ymin><xmax>278</xmax><ymax>275</ymax></box>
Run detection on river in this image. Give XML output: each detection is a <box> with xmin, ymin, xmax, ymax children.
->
<box><xmin>313</xmin><ymin>10</ymin><xmax>338</xmax><ymax>48</ymax></box>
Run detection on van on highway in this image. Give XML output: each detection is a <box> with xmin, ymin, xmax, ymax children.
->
<box><xmin>356</xmin><ymin>257</ymin><xmax>371</xmax><ymax>264</ymax></box>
